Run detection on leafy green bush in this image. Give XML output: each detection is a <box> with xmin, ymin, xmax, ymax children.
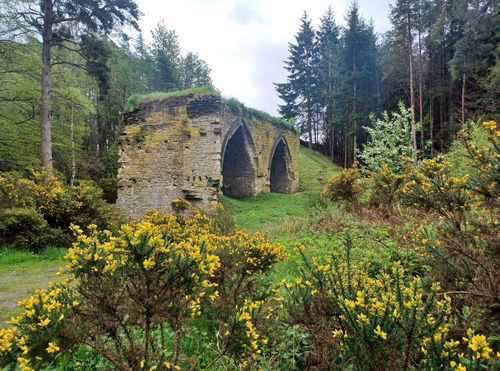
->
<box><xmin>358</xmin><ymin>102</ymin><xmax>415</xmax><ymax>173</ymax></box>
<box><xmin>0</xmin><ymin>208</ymin><xmax>49</xmax><ymax>252</ymax></box>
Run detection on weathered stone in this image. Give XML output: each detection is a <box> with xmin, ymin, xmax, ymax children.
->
<box><xmin>117</xmin><ymin>93</ymin><xmax>300</xmax><ymax>218</ymax></box>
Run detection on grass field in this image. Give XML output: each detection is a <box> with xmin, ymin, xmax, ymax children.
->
<box><xmin>0</xmin><ymin>146</ymin><xmax>338</xmax><ymax>326</ymax></box>
<box><xmin>0</xmin><ymin>248</ymin><xmax>67</xmax><ymax>324</ymax></box>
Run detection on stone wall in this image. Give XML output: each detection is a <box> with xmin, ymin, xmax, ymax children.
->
<box><xmin>117</xmin><ymin>93</ymin><xmax>300</xmax><ymax>218</ymax></box>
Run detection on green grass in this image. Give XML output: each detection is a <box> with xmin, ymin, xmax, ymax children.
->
<box><xmin>126</xmin><ymin>86</ymin><xmax>219</xmax><ymax>111</ymax></box>
<box><xmin>224</xmin><ymin>97</ymin><xmax>298</xmax><ymax>132</ymax></box>
<box><xmin>221</xmin><ymin>147</ymin><xmax>339</xmax><ymax>232</ymax></box>
<box><xmin>0</xmin><ymin>247</ymin><xmax>67</xmax><ymax>326</ymax></box>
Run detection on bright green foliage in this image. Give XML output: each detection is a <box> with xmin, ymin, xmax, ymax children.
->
<box><xmin>0</xmin><ymin>208</ymin><xmax>48</xmax><ymax>251</ymax></box>
<box><xmin>359</xmin><ymin>102</ymin><xmax>414</xmax><ymax>173</ymax></box>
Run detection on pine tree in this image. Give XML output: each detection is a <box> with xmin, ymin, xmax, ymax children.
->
<box><xmin>336</xmin><ymin>2</ymin><xmax>381</xmax><ymax>167</ymax></box>
<box><xmin>390</xmin><ymin>0</ymin><xmax>419</xmax><ymax>160</ymax></box>
<box><xmin>317</xmin><ymin>6</ymin><xmax>340</xmax><ymax>161</ymax></box>
<box><xmin>275</xmin><ymin>12</ymin><xmax>320</xmax><ymax>148</ymax></box>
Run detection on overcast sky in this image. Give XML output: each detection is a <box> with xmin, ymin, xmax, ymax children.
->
<box><xmin>136</xmin><ymin>0</ymin><xmax>393</xmax><ymax>116</ymax></box>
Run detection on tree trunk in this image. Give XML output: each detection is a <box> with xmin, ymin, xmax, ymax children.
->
<box><xmin>307</xmin><ymin>113</ymin><xmax>313</xmax><ymax>149</ymax></box>
<box><xmin>418</xmin><ymin>25</ymin><xmax>424</xmax><ymax>151</ymax></box>
<box><xmin>41</xmin><ymin>0</ymin><xmax>53</xmax><ymax>173</ymax></box>
<box><xmin>461</xmin><ymin>73</ymin><xmax>466</xmax><ymax>123</ymax></box>
<box><xmin>70</xmin><ymin>104</ymin><xmax>76</xmax><ymax>185</ymax></box>
<box><xmin>429</xmin><ymin>95</ymin><xmax>434</xmax><ymax>154</ymax></box>
<box><xmin>408</xmin><ymin>14</ymin><xmax>417</xmax><ymax>161</ymax></box>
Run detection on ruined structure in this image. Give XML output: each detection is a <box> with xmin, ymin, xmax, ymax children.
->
<box><xmin>117</xmin><ymin>91</ymin><xmax>300</xmax><ymax>218</ymax></box>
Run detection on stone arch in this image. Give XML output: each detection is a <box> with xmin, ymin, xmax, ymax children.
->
<box><xmin>269</xmin><ymin>136</ymin><xmax>293</xmax><ymax>193</ymax></box>
<box><xmin>221</xmin><ymin>124</ymin><xmax>257</xmax><ymax>198</ymax></box>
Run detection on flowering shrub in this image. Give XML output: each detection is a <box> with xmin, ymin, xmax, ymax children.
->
<box><xmin>321</xmin><ymin>166</ymin><xmax>363</xmax><ymax>203</ymax></box>
<box><xmin>460</xmin><ymin>120</ymin><xmax>499</xmax><ymax>204</ymax></box>
<box><xmin>366</xmin><ymin>164</ymin><xmax>404</xmax><ymax>206</ymax></box>
<box><xmin>0</xmin><ymin>212</ymin><xmax>288</xmax><ymax>370</ymax></box>
<box><xmin>0</xmin><ymin>171</ymin><xmax>123</xmax><ymax>250</ymax></box>
<box><xmin>0</xmin><ymin>208</ymin><xmax>49</xmax><ymax>251</ymax></box>
<box><xmin>358</xmin><ymin>102</ymin><xmax>415</xmax><ymax>173</ymax></box>
<box><xmin>285</xmin><ymin>240</ymin><xmax>499</xmax><ymax>370</ymax></box>
<box><xmin>170</xmin><ymin>198</ymin><xmax>190</xmax><ymax>212</ymax></box>
<box><xmin>399</xmin><ymin>158</ymin><xmax>471</xmax><ymax>225</ymax></box>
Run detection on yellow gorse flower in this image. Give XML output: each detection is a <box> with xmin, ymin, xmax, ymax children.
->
<box><xmin>374</xmin><ymin>325</ymin><xmax>387</xmax><ymax>340</ymax></box>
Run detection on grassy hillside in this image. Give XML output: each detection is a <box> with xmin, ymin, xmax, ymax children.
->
<box><xmin>221</xmin><ymin>147</ymin><xmax>338</xmax><ymax>232</ymax></box>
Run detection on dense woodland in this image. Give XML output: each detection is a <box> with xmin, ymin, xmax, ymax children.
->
<box><xmin>0</xmin><ymin>0</ymin><xmax>211</xmax><ymax>186</ymax></box>
<box><xmin>277</xmin><ymin>1</ymin><xmax>499</xmax><ymax>166</ymax></box>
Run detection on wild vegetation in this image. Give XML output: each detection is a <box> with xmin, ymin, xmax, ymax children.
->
<box><xmin>1</xmin><ymin>120</ymin><xmax>498</xmax><ymax>370</ymax></box>
<box><xmin>0</xmin><ymin>0</ymin><xmax>499</xmax><ymax>370</ymax></box>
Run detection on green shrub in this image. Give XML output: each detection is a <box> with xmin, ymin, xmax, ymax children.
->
<box><xmin>0</xmin><ymin>171</ymin><xmax>124</xmax><ymax>250</ymax></box>
<box><xmin>0</xmin><ymin>208</ymin><xmax>49</xmax><ymax>252</ymax></box>
<box><xmin>358</xmin><ymin>102</ymin><xmax>415</xmax><ymax>173</ymax></box>
<box><xmin>321</xmin><ymin>166</ymin><xmax>363</xmax><ymax>203</ymax></box>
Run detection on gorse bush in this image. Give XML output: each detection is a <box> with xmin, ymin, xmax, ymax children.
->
<box><xmin>460</xmin><ymin>120</ymin><xmax>500</xmax><ymax>204</ymax></box>
<box><xmin>321</xmin><ymin>165</ymin><xmax>363</xmax><ymax>203</ymax></box>
<box><xmin>399</xmin><ymin>158</ymin><xmax>471</xmax><ymax>224</ymax></box>
<box><xmin>0</xmin><ymin>208</ymin><xmax>49</xmax><ymax>250</ymax></box>
<box><xmin>0</xmin><ymin>211</ymin><xmax>288</xmax><ymax>370</ymax></box>
<box><xmin>0</xmin><ymin>171</ymin><xmax>123</xmax><ymax>250</ymax></box>
<box><xmin>367</xmin><ymin>164</ymin><xmax>404</xmax><ymax>206</ymax></box>
<box><xmin>285</xmin><ymin>239</ymin><xmax>498</xmax><ymax>370</ymax></box>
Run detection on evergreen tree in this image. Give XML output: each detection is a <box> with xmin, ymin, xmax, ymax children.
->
<box><xmin>178</xmin><ymin>52</ymin><xmax>213</xmax><ymax>89</ymax></box>
<box><xmin>390</xmin><ymin>0</ymin><xmax>420</xmax><ymax>159</ymax></box>
<box><xmin>276</xmin><ymin>12</ymin><xmax>320</xmax><ymax>148</ymax></box>
<box><xmin>317</xmin><ymin>6</ymin><xmax>340</xmax><ymax>160</ymax></box>
<box><xmin>336</xmin><ymin>2</ymin><xmax>381</xmax><ymax>166</ymax></box>
<box><xmin>151</xmin><ymin>21</ymin><xmax>181</xmax><ymax>92</ymax></box>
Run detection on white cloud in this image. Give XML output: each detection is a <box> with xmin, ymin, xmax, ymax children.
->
<box><xmin>136</xmin><ymin>0</ymin><xmax>392</xmax><ymax>115</ymax></box>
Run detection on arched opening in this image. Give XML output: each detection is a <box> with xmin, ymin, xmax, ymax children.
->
<box><xmin>270</xmin><ymin>138</ymin><xmax>292</xmax><ymax>193</ymax></box>
<box><xmin>222</xmin><ymin>125</ymin><xmax>256</xmax><ymax>198</ymax></box>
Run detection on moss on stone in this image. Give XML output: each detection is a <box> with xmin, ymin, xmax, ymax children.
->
<box><xmin>224</xmin><ymin>98</ymin><xmax>298</xmax><ymax>133</ymax></box>
<box><xmin>126</xmin><ymin>88</ymin><xmax>298</xmax><ymax>134</ymax></box>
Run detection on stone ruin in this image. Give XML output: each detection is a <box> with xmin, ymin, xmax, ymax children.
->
<box><xmin>116</xmin><ymin>92</ymin><xmax>300</xmax><ymax>218</ymax></box>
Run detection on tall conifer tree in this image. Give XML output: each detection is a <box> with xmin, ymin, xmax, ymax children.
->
<box><xmin>276</xmin><ymin>12</ymin><xmax>319</xmax><ymax>148</ymax></box>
